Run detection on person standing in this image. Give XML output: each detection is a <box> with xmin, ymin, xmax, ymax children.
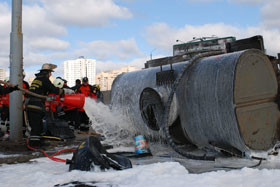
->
<box><xmin>0</xmin><ymin>80</ymin><xmax>19</xmax><ymax>137</ymax></box>
<box><xmin>56</xmin><ymin>77</ymin><xmax>70</xmax><ymax>89</ymax></box>
<box><xmin>92</xmin><ymin>84</ymin><xmax>104</xmax><ymax>103</ymax></box>
<box><xmin>0</xmin><ymin>79</ymin><xmax>19</xmax><ymax>128</ymax></box>
<box><xmin>22</xmin><ymin>72</ymin><xmax>29</xmax><ymax>90</ymax></box>
<box><xmin>26</xmin><ymin>63</ymin><xmax>65</xmax><ymax>148</ymax></box>
<box><xmin>76</xmin><ymin>77</ymin><xmax>95</xmax><ymax>131</ymax></box>
<box><xmin>71</xmin><ymin>79</ymin><xmax>81</xmax><ymax>92</ymax></box>
<box><xmin>77</xmin><ymin>77</ymin><xmax>95</xmax><ymax>98</ymax></box>
<box><xmin>22</xmin><ymin>71</ymin><xmax>30</xmax><ymax>137</ymax></box>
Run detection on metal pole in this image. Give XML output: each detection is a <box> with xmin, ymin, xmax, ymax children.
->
<box><xmin>150</xmin><ymin>48</ymin><xmax>156</xmax><ymax>60</ymax></box>
<box><xmin>9</xmin><ymin>0</ymin><xmax>23</xmax><ymax>142</ymax></box>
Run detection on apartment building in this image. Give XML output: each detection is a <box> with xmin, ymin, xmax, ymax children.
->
<box><xmin>96</xmin><ymin>66</ymin><xmax>140</xmax><ymax>91</ymax></box>
<box><xmin>0</xmin><ymin>69</ymin><xmax>6</xmax><ymax>81</ymax></box>
<box><xmin>64</xmin><ymin>56</ymin><xmax>96</xmax><ymax>87</ymax></box>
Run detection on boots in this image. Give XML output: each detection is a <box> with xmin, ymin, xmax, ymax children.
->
<box><xmin>28</xmin><ymin>136</ymin><xmax>50</xmax><ymax>149</ymax></box>
<box><xmin>79</xmin><ymin>123</ymin><xmax>89</xmax><ymax>132</ymax></box>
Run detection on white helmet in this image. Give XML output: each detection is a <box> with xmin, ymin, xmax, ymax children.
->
<box><xmin>53</xmin><ymin>78</ymin><xmax>64</xmax><ymax>88</ymax></box>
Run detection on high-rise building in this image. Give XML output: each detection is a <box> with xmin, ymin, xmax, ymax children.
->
<box><xmin>64</xmin><ymin>56</ymin><xmax>96</xmax><ymax>87</ymax></box>
<box><xmin>0</xmin><ymin>69</ymin><xmax>6</xmax><ymax>81</ymax></box>
<box><xmin>96</xmin><ymin>66</ymin><xmax>140</xmax><ymax>91</ymax></box>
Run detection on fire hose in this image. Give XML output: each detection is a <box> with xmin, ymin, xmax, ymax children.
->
<box><xmin>0</xmin><ymin>80</ymin><xmax>47</xmax><ymax>99</ymax></box>
<box><xmin>26</xmin><ymin>138</ymin><xmax>76</xmax><ymax>163</ymax></box>
<box><xmin>0</xmin><ymin>80</ymin><xmax>79</xmax><ymax>163</ymax></box>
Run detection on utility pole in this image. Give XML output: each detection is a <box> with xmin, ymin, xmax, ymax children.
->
<box><xmin>9</xmin><ymin>0</ymin><xmax>23</xmax><ymax>142</ymax></box>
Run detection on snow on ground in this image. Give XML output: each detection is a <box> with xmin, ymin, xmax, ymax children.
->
<box><xmin>1</xmin><ymin>153</ymin><xmax>280</xmax><ymax>187</ymax></box>
<box><xmin>0</xmin><ymin>153</ymin><xmax>21</xmax><ymax>158</ymax></box>
<box><xmin>2</xmin><ymin>98</ymin><xmax>280</xmax><ymax>186</ymax></box>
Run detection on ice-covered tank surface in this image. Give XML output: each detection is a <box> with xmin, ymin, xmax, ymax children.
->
<box><xmin>177</xmin><ymin>51</ymin><xmax>248</xmax><ymax>152</ymax></box>
<box><xmin>110</xmin><ymin>52</ymin><xmax>246</xmax><ymax>148</ymax></box>
<box><xmin>110</xmin><ymin>62</ymin><xmax>186</xmax><ymax>138</ymax></box>
<box><xmin>110</xmin><ymin>49</ymin><xmax>279</xmax><ymax>154</ymax></box>
<box><xmin>176</xmin><ymin>50</ymin><xmax>278</xmax><ymax>153</ymax></box>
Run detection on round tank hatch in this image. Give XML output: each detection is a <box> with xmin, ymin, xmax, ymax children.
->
<box><xmin>139</xmin><ymin>88</ymin><xmax>164</xmax><ymax>131</ymax></box>
<box><xmin>234</xmin><ymin>50</ymin><xmax>279</xmax><ymax>150</ymax></box>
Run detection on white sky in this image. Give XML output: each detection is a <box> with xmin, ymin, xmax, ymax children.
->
<box><xmin>0</xmin><ymin>0</ymin><xmax>279</xmax><ymax>80</ymax></box>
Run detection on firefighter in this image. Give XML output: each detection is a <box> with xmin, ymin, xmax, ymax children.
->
<box><xmin>56</xmin><ymin>77</ymin><xmax>70</xmax><ymax>89</ymax></box>
<box><xmin>0</xmin><ymin>75</ymin><xmax>27</xmax><ymax>136</ymax></box>
<box><xmin>0</xmin><ymin>80</ymin><xmax>19</xmax><ymax>137</ymax></box>
<box><xmin>77</xmin><ymin>77</ymin><xmax>95</xmax><ymax>97</ymax></box>
<box><xmin>0</xmin><ymin>78</ymin><xmax>19</xmax><ymax>123</ymax></box>
<box><xmin>53</xmin><ymin>77</ymin><xmax>64</xmax><ymax>90</ymax></box>
<box><xmin>0</xmin><ymin>77</ymin><xmax>19</xmax><ymax>94</ymax></box>
<box><xmin>22</xmin><ymin>72</ymin><xmax>29</xmax><ymax>90</ymax></box>
<box><xmin>26</xmin><ymin>63</ymin><xmax>71</xmax><ymax>148</ymax></box>
<box><xmin>0</xmin><ymin>83</ymin><xmax>18</xmax><ymax>95</ymax></box>
<box><xmin>76</xmin><ymin>77</ymin><xmax>95</xmax><ymax>131</ymax></box>
<box><xmin>53</xmin><ymin>77</ymin><xmax>79</xmax><ymax>130</ymax></box>
<box><xmin>92</xmin><ymin>84</ymin><xmax>104</xmax><ymax>103</ymax></box>
<box><xmin>71</xmin><ymin>79</ymin><xmax>81</xmax><ymax>92</ymax></box>
<box><xmin>63</xmin><ymin>79</ymin><xmax>70</xmax><ymax>89</ymax></box>
<box><xmin>22</xmin><ymin>71</ymin><xmax>30</xmax><ymax>137</ymax></box>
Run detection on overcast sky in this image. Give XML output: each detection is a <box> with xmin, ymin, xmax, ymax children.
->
<box><xmin>0</xmin><ymin>0</ymin><xmax>280</xmax><ymax>79</ymax></box>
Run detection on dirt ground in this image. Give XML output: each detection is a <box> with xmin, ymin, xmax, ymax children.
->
<box><xmin>0</xmin><ymin>132</ymin><xmax>92</xmax><ymax>164</ymax></box>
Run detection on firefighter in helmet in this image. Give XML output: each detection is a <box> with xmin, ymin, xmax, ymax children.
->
<box><xmin>0</xmin><ymin>77</ymin><xmax>19</xmax><ymax>126</ymax></box>
<box><xmin>0</xmin><ymin>78</ymin><xmax>19</xmax><ymax>137</ymax></box>
<box><xmin>77</xmin><ymin>77</ymin><xmax>95</xmax><ymax>97</ymax></box>
<box><xmin>53</xmin><ymin>77</ymin><xmax>79</xmax><ymax>130</ymax></box>
<box><xmin>26</xmin><ymin>63</ymin><xmax>71</xmax><ymax>148</ymax></box>
<box><xmin>92</xmin><ymin>84</ymin><xmax>104</xmax><ymax>103</ymax></box>
<box><xmin>76</xmin><ymin>77</ymin><xmax>95</xmax><ymax>131</ymax></box>
<box><xmin>71</xmin><ymin>79</ymin><xmax>81</xmax><ymax>92</ymax></box>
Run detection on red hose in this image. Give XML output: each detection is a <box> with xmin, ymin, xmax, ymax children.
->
<box><xmin>26</xmin><ymin>139</ymin><xmax>76</xmax><ymax>163</ymax></box>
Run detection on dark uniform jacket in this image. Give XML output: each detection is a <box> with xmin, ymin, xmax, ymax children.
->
<box><xmin>71</xmin><ymin>84</ymin><xmax>81</xmax><ymax>92</ymax></box>
<box><xmin>95</xmin><ymin>90</ymin><xmax>104</xmax><ymax>103</ymax></box>
<box><xmin>27</xmin><ymin>72</ymin><xmax>62</xmax><ymax>110</ymax></box>
<box><xmin>29</xmin><ymin>73</ymin><xmax>62</xmax><ymax>96</ymax></box>
<box><xmin>0</xmin><ymin>85</ymin><xmax>16</xmax><ymax>95</ymax></box>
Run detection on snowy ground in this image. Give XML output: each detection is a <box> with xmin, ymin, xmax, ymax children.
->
<box><xmin>0</xmin><ymin>153</ymin><xmax>20</xmax><ymax>158</ymax></box>
<box><xmin>2</xmin><ymin>99</ymin><xmax>280</xmax><ymax>186</ymax></box>
<box><xmin>1</xmin><ymin>153</ymin><xmax>280</xmax><ymax>187</ymax></box>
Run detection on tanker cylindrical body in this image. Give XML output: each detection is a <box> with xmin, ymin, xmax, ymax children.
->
<box><xmin>111</xmin><ymin>49</ymin><xmax>279</xmax><ymax>154</ymax></box>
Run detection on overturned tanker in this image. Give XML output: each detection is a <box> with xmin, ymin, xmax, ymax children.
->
<box><xmin>110</xmin><ymin>35</ymin><xmax>280</xmax><ymax>159</ymax></box>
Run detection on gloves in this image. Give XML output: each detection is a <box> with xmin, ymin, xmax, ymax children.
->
<box><xmin>63</xmin><ymin>88</ymin><xmax>74</xmax><ymax>94</ymax></box>
<box><xmin>14</xmin><ymin>85</ymin><xmax>19</xmax><ymax>90</ymax></box>
<box><xmin>10</xmin><ymin>85</ymin><xmax>19</xmax><ymax>91</ymax></box>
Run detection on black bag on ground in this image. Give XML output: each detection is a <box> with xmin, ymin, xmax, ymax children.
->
<box><xmin>46</xmin><ymin>119</ymin><xmax>75</xmax><ymax>139</ymax></box>
<box><xmin>67</xmin><ymin>136</ymin><xmax>132</xmax><ymax>171</ymax></box>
